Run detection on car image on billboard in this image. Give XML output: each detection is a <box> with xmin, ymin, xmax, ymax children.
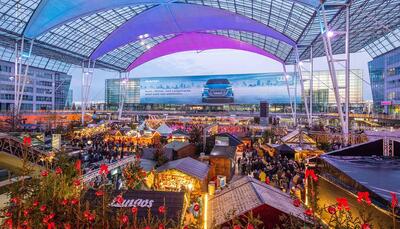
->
<box><xmin>202</xmin><ymin>78</ymin><xmax>234</xmax><ymax>103</ymax></box>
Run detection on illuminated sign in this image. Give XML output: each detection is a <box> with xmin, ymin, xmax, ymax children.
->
<box><xmin>381</xmin><ymin>101</ymin><xmax>392</xmax><ymax>105</ymax></box>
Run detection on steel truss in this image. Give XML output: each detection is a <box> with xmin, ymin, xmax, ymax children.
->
<box><xmin>295</xmin><ymin>47</ymin><xmax>312</xmax><ymax>127</ymax></box>
<box><xmin>383</xmin><ymin>137</ymin><xmax>394</xmax><ymax>157</ymax></box>
<box><xmin>118</xmin><ymin>72</ymin><xmax>130</xmax><ymax>120</ymax></box>
<box><xmin>13</xmin><ymin>37</ymin><xmax>34</xmax><ymax>117</ymax></box>
<box><xmin>282</xmin><ymin>64</ymin><xmax>296</xmax><ymax>126</ymax></box>
<box><xmin>319</xmin><ymin>2</ymin><xmax>350</xmax><ymax>142</ymax></box>
<box><xmin>81</xmin><ymin>60</ymin><xmax>95</xmax><ymax>126</ymax></box>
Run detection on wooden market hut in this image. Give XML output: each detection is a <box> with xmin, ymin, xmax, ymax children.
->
<box><xmin>208</xmin><ymin>176</ymin><xmax>309</xmax><ymax>228</ymax></box>
<box><xmin>155</xmin><ymin>157</ymin><xmax>210</xmax><ymax>193</ymax></box>
<box><xmin>164</xmin><ymin>141</ymin><xmax>197</xmax><ymax>160</ymax></box>
<box><xmin>169</xmin><ymin>129</ymin><xmax>190</xmax><ymax>143</ymax></box>
<box><xmin>208</xmin><ymin>145</ymin><xmax>236</xmax><ymax>181</ymax></box>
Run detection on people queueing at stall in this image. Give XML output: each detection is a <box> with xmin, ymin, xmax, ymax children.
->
<box><xmin>238</xmin><ymin>148</ymin><xmax>306</xmax><ymax>195</ymax></box>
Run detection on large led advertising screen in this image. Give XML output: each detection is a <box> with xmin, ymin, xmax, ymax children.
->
<box><xmin>139</xmin><ymin>73</ymin><xmax>300</xmax><ymax>104</ymax></box>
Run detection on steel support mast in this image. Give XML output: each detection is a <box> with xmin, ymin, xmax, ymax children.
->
<box><xmin>118</xmin><ymin>72</ymin><xmax>130</xmax><ymax>120</ymax></box>
<box><xmin>14</xmin><ymin>38</ymin><xmax>34</xmax><ymax>117</ymax></box>
<box><xmin>319</xmin><ymin>2</ymin><xmax>351</xmax><ymax>143</ymax></box>
<box><xmin>295</xmin><ymin>47</ymin><xmax>312</xmax><ymax>127</ymax></box>
<box><xmin>282</xmin><ymin>64</ymin><xmax>296</xmax><ymax>126</ymax></box>
<box><xmin>81</xmin><ymin>60</ymin><xmax>95</xmax><ymax>126</ymax></box>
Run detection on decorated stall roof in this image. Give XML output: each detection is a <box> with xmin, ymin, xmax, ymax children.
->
<box><xmin>209</xmin><ymin>176</ymin><xmax>307</xmax><ymax>227</ymax></box>
<box><xmin>157</xmin><ymin>157</ymin><xmax>209</xmax><ymax>180</ymax></box>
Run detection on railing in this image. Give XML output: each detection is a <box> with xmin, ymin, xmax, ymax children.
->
<box><xmin>0</xmin><ymin>133</ymin><xmax>49</xmax><ymax>167</ymax></box>
<box><xmin>82</xmin><ymin>155</ymin><xmax>137</xmax><ymax>183</ymax></box>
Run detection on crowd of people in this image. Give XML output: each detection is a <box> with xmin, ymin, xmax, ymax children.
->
<box><xmin>238</xmin><ymin>148</ymin><xmax>306</xmax><ymax>194</ymax></box>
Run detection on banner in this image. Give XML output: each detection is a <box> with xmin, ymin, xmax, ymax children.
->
<box><xmin>139</xmin><ymin>73</ymin><xmax>300</xmax><ymax>105</ymax></box>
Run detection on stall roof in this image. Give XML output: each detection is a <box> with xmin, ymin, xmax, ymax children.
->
<box><xmin>216</xmin><ymin>133</ymin><xmax>243</xmax><ymax>147</ymax></box>
<box><xmin>210</xmin><ymin>145</ymin><xmax>236</xmax><ymax>159</ymax></box>
<box><xmin>156</xmin><ymin>123</ymin><xmax>173</xmax><ymax>136</ymax></box>
<box><xmin>164</xmin><ymin>141</ymin><xmax>191</xmax><ymax>151</ymax></box>
<box><xmin>156</xmin><ymin>157</ymin><xmax>209</xmax><ymax>180</ymax></box>
<box><xmin>171</xmin><ymin>129</ymin><xmax>190</xmax><ymax>137</ymax></box>
<box><xmin>321</xmin><ymin>155</ymin><xmax>400</xmax><ymax>205</ymax></box>
<box><xmin>281</xmin><ymin>129</ymin><xmax>316</xmax><ymax>145</ymax></box>
<box><xmin>141</xmin><ymin>148</ymin><xmax>157</xmax><ymax>160</ymax></box>
<box><xmin>140</xmin><ymin>159</ymin><xmax>156</xmax><ymax>172</ymax></box>
<box><xmin>209</xmin><ymin>176</ymin><xmax>307</xmax><ymax>227</ymax></box>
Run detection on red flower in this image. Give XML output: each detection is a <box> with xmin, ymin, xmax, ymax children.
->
<box><xmin>327</xmin><ymin>205</ymin><xmax>336</xmax><ymax>214</ymax></box>
<box><xmin>293</xmin><ymin>199</ymin><xmax>301</xmax><ymax>207</ymax></box>
<box><xmin>61</xmin><ymin>199</ymin><xmax>68</xmax><ymax>205</ymax></box>
<box><xmin>33</xmin><ymin>200</ymin><xmax>39</xmax><ymax>207</ymax></box>
<box><xmin>5</xmin><ymin>211</ymin><xmax>12</xmax><ymax>217</ymax></box>
<box><xmin>55</xmin><ymin>167</ymin><xmax>63</xmax><ymax>175</ymax></box>
<box><xmin>99</xmin><ymin>164</ymin><xmax>109</xmax><ymax>176</ymax></box>
<box><xmin>10</xmin><ymin>197</ymin><xmax>20</xmax><ymax>204</ymax></box>
<box><xmin>47</xmin><ymin>222</ymin><xmax>55</xmax><ymax>229</ymax></box>
<box><xmin>70</xmin><ymin>199</ymin><xmax>79</xmax><ymax>205</ymax></box>
<box><xmin>305</xmin><ymin>169</ymin><xmax>318</xmax><ymax>182</ymax></box>
<box><xmin>357</xmin><ymin>192</ymin><xmax>371</xmax><ymax>205</ymax></box>
<box><xmin>183</xmin><ymin>226</ymin><xmax>189</xmax><ymax>229</ymax></box>
<box><xmin>144</xmin><ymin>226</ymin><xmax>151</xmax><ymax>229</ymax></box>
<box><xmin>41</xmin><ymin>170</ymin><xmax>49</xmax><ymax>177</ymax></box>
<box><xmin>88</xmin><ymin>214</ymin><xmax>95</xmax><ymax>222</ymax></box>
<box><xmin>304</xmin><ymin>208</ymin><xmax>313</xmax><ymax>216</ymax></box>
<box><xmin>336</xmin><ymin>198</ymin><xmax>350</xmax><ymax>211</ymax></box>
<box><xmin>84</xmin><ymin>210</ymin><xmax>91</xmax><ymax>218</ymax></box>
<box><xmin>48</xmin><ymin>213</ymin><xmax>55</xmax><ymax>220</ymax></box>
<box><xmin>193</xmin><ymin>203</ymin><xmax>200</xmax><ymax>212</ymax></box>
<box><xmin>233</xmin><ymin>225</ymin><xmax>241</xmax><ymax>229</ymax></box>
<box><xmin>40</xmin><ymin>205</ymin><xmax>47</xmax><ymax>212</ymax></box>
<box><xmin>75</xmin><ymin>160</ymin><xmax>81</xmax><ymax>172</ymax></box>
<box><xmin>73</xmin><ymin>179</ymin><xmax>81</xmax><ymax>187</ymax></box>
<box><xmin>391</xmin><ymin>192</ymin><xmax>398</xmax><ymax>209</ymax></box>
<box><xmin>361</xmin><ymin>223</ymin><xmax>371</xmax><ymax>229</ymax></box>
<box><xmin>159</xmin><ymin>223</ymin><xmax>165</xmax><ymax>229</ymax></box>
<box><xmin>158</xmin><ymin>205</ymin><xmax>166</xmax><ymax>214</ymax></box>
<box><xmin>4</xmin><ymin>218</ymin><xmax>12</xmax><ymax>229</ymax></box>
<box><xmin>23</xmin><ymin>209</ymin><xmax>30</xmax><ymax>217</ymax></box>
<box><xmin>246</xmin><ymin>224</ymin><xmax>255</xmax><ymax>229</ymax></box>
<box><xmin>120</xmin><ymin>215</ymin><xmax>129</xmax><ymax>224</ymax></box>
<box><xmin>95</xmin><ymin>190</ymin><xmax>104</xmax><ymax>197</ymax></box>
<box><xmin>131</xmin><ymin>207</ymin><xmax>138</xmax><ymax>215</ymax></box>
<box><xmin>64</xmin><ymin>223</ymin><xmax>71</xmax><ymax>229</ymax></box>
<box><xmin>115</xmin><ymin>195</ymin><xmax>124</xmax><ymax>204</ymax></box>
<box><xmin>23</xmin><ymin>136</ymin><xmax>32</xmax><ymax>146</ymax></box>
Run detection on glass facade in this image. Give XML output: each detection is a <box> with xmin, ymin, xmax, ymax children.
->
<box><xmin>303</xmin><ymin>70</ymin><xmax>364</xmax><ymax>112</ymax></box>
<box><xmin>0</xmin><ymin>60</ymin><xmax>72</xmax><ymax>112</ymax></box>
<box><xmin>368</xmin><ymin>47</ymin><xmax>400</xmax><ymax>114</ymax></box>
<box><xmin>105</xmin><ymin>70</ymin><xmax>364</xmax><ymax>113</ymax></box>
<box><xmin>105</xmin><ymin>79</ymin><xmax>140</xmax><ymax>109</ymax></box>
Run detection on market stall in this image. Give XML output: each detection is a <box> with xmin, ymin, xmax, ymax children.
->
<box><xmin>156</xmin><ymin>157</ymin><xmax>209</xmax><ymax>193</ymax></box>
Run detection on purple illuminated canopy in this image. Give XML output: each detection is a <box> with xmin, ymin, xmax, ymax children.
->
<box><xmin>126</xmin><ymin>33</ymin><xmax>284</xmax><ymax>71</ymax></box>
<box><xmin>23</xmin><ymin>0</ymin><xmax>319</xmax><ymax>38</ymax></box>
<box><xmin>90</xmin><ymin>3</ymin><xmax>297</xmax><ymax>59</ymax></box>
